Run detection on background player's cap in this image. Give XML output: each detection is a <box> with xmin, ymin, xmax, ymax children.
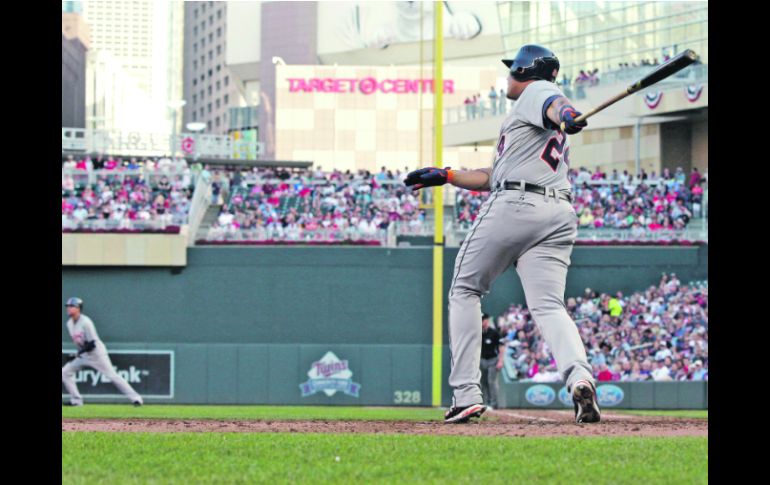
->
<box><xmin>66</xmin><ymin>297</ymin><xmax>83</xmax><ymax>308</ymax></box>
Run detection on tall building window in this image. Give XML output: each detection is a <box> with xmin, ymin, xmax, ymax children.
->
<box><xmin>207</xmin><ymin>121</ymin><xmax>212</xmax><ymax>131</ymax></box>
<box><xmin>209</xmin><ymin>16</ymin><xmax>213</xmax><ymax>26</ymax></box>
<box><xmin>208</xmin><ymin>69</ymin><xmax>213</xmax><ymax>77</ymax></box>
<box><xmin>193</xmin><ymin>79</ymin><xmax>197</xmax><ymax>86</ymax></box>
<box><xmin>217</xmin><ymin>27</ymin><xmax>222</xmax><ymax>38</ymax></box>
<box><xmin>224</xmin><ymin>76</ymin><xmax>229</xmax><ymax>86</ymax></box>
<box><xmin>217</xmin><ymin>9</ymin><xmax>222</xmax><ymax>20</ymax></box>
<box><xmin>201</xmin><ymin>38</ymin><xmax>205</xmax><ymax>47</ymax></box>
<box><xmin>216</xmin><ymin>99</ymin><xmax>220</xmax><ymax>109</ymax></box>
<box><xmin>208</xmin><ymin>86</ymin><xmax>212</xmax><ymax>95</ymax></box>
<box><xmin>215</xmin><ymin>117</ymin><xmax>220</xmax><ymax>128</ymax></box>
<box><xmin>216</xmin><ymin>64</ymin><xmax>221</xmax><ymax>72</ymax></box>
<box><xmin>194</xmin><ymin>8</ymin><xmax>198</xmax><ymax>19</ymax></box>
<box><xmin>192</xmin><ymin>94</ymin><xmax>197</xmax><ymax>104</ymax></box>
<box><xmin>209</xmin><ymin>50</ymin><xmax>213</xmax><ymax>60</ymax></box>
<box><xmin>224</xmin><ymin>94</ymin><xmax>229</xmax><ymax>104</ymax></box>
<box><xmin>193</xmin><ymin>60</ymin><xmax>197</xmax><ymax>70</ymax></box>
<box><xmin>192</xmin><ymin>112</ymin><xmax>197</xmax><ymax>121</ymax></box>
<box><xmin>208</xmin><ymin>103</ymin><xmax>212</xmax><ymax>113</ymax></box>
<box><xmin>216</xmin><ymin>80</ymin><xmax>221</xmax><ymax>91</ymax></box>
<box><xmin>209</xmin><ymin>33</ymin><xmax>213</xmax><ymax>42</ymax></box>
<box><xmin>193</xmin><ymin>43</ymin><xmax>197</xmax><ymax>53</ymax></box>
<box><xmin>216</xmin><ymin>45</ymin><xmax>221</xmax><ymax>55</ymax></box>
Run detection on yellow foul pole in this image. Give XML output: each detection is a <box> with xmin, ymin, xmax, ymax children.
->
<box><xmin>431</xmin><ymin>1</ymin><xmax>444</xmax><ymax>408</ymax></box>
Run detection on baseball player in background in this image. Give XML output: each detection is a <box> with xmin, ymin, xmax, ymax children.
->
<box><xmin>405</xmin><ymin>45</ymin><xmax>601</xmax><ymax>424</ymax></box>
<box><xmin>62</xmin><ymin>297</ymin><xmax>143</xmax><ymax>407</ymax></box>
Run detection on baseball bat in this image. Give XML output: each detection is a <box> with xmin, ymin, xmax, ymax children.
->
<box><xmin>560</xmin><ymin>49</ymin><xmax>699</xmax><ymax>131</ymax></box>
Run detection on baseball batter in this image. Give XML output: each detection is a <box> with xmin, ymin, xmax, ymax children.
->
<box><xmin>62</xmin><ymin>297</ymin><xmax>143</xmax><ymax>406</ymax></box>
<box><xmin>405</xmin><ymin>45</ymin><xmax>601</xmax><ymax>424</ymax></box>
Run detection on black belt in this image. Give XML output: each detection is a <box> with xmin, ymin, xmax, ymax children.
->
<box><xmin>497</xmin><ymin>181</ymin><xmax>572</xmax><ymax>203</ymax></box>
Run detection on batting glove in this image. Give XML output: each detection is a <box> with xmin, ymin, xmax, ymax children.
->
<box><xmin>559</xmin><ymin>106</ymin><xmax>588</xmax><ymax>134</ymax></box>
<box><xmin>404</xmin><ymin>167</ymin><xmax>454</xmax><ymax>191</ymax></box>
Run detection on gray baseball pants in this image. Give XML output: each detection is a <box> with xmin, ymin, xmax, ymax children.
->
<box><xmin>448</xmin><ymin>186</ymin><xmax>594</xmax><ymax>408</ymax></box>
<box><xmin>62</xmin><ymin>344</ymin><xmax>143</xmax><ymax>405</ymax></box>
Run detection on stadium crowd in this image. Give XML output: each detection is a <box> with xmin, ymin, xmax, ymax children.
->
<box><xmin>494</xmin><ymin>273</ymin><xmax>708</xmax><ymax>382</ymax></box>
<box><xmin>203</xmin><ymin>166</ymin><xmax>425</xmax><ymax>243</ymax></box>
<box><xmin>61</xmin><ymin>155</ymin><xmax>196</xmax><ymax>230</ymax></box>
<box><xmin>62</xmin><ymin>155</ymin><xmax>707</xmax><ymax>241</ymax></box>
<box><xmin>456</xmin><ymin>166</ymin><xmax>707</xmax><ymax>232</ymax></box>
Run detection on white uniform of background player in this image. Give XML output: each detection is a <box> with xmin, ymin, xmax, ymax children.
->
<box><xmin>61</xmin><ymin>297</ymin><xmax>143</xmax><ymax>406</ymax></box>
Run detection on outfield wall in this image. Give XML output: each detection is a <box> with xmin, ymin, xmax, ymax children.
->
<box><xmin>61</xmin><ymin>246</ymin><xmax>707</xmax><ymax>407</ymax></box>
<box><xmin>60</xmin><ymin>343</ymin><xmax>707</xmax><ymax>409</ymax></box>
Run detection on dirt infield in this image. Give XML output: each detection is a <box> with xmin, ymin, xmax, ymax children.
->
<box><xmin>62</xmin><ymin>409</ymin><xmax>707</xmax><ymax>437</ymax></box>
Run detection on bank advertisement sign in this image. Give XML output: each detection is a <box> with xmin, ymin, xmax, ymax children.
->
<box><xmin>61</xmin><ymin>350</ymin><xmax>174</xmax><ymax>399</ymax></box>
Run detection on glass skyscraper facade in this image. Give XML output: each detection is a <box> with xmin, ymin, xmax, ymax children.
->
<box><xmin>497</xmin><ymin>1</ymin><xmax>708</xmax><ymax>78</ymax></box>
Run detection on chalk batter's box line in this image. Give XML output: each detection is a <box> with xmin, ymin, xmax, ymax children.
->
<box><xmin>61</xmin><ymin>349</ymin><xmax>175</xmax><ymax>400</ymax></box>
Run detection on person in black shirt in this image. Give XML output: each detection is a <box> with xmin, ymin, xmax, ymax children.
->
<box><xmin>480</xmin><ymin>313</ymin><xmax>506</xmax><ymax>409</ymax></box>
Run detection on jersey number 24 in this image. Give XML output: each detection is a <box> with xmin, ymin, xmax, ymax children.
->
<box><xmin>540</xmin><ymin>131</ymin><xmax>570</xmax><ymax>172</ymax></box>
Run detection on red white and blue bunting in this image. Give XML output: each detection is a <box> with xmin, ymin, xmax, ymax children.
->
<box><xmin>685</xmin><ymin>84</ymin><xmax>704</xmax><ymax>103</ymax></box>
<box><xmin>644</xmin><ymin>91</ymin><xmax>663</xmax><ymax>109</ymax></box>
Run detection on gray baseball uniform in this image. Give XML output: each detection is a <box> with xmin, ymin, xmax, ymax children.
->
<box><xmin>448</xmin><ymin>80</ymin><xmax>594</xmax><ymax>408</ymax></box>
<box><xmin>62</xmin><ymin>314</ymin><xmax>143</xmax><ymax>405</ymax></box>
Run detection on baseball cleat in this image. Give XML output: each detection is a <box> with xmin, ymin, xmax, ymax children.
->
<box><xmin>572</xmin><ymin>380</ymin><xmax>601</xmax><ymax>424</ymax></box>
<box><xmin>62</xmin><ymin>401</ymin><xmax>83</xmax><ymax>407</ymax></box>
<box><xmin>444</xmin><ymin>403</ymin><xmax>487</xmax><ymax>424</ymax></box>
<box><xmin>133</xmin><ymin>401</ymin><xmax>143</xmax><ymax>407</ymax></box>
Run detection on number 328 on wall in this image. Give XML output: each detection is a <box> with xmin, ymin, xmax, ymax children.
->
<box><xmin>393</xmin><ymin>391</ymin><xmax>421</xmax><ymax>404</ymax></box>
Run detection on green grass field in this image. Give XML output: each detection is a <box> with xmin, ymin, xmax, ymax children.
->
<box><xmin>62</xmin><ymin>405</ymin><xmax>708</xmax><ymax>484</ymax></box>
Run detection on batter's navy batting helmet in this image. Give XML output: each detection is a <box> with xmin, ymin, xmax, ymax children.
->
<box><xmin>502</xmin><ymin>45</ymin><xmax>560</xmax><ymax>83</ymax></box>
<box><xmin>65</xmin><ymin>297</ymin><xmax>83</xmax><ymax>309</ymax></box>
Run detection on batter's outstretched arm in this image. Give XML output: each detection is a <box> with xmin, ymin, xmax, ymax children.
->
<box><xmin>403</xmin><ymin>166</ymin><xmax>491</xmax><ymax>191</ymax></box>
<box><xmin>448</xmin><ymin>167</ymin><xmax>493</xmax><ymax>192</ymax></box>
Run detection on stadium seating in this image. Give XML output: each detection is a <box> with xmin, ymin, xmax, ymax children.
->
<box><xmin>61</xmin><ymin>156</ymin><xmax>195</xmax><ymax>232</ymax></box>
<box><xmin>497</xmin><ymin>274</ymin><xmax>708</xmax><ymax>382</ymax></box>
